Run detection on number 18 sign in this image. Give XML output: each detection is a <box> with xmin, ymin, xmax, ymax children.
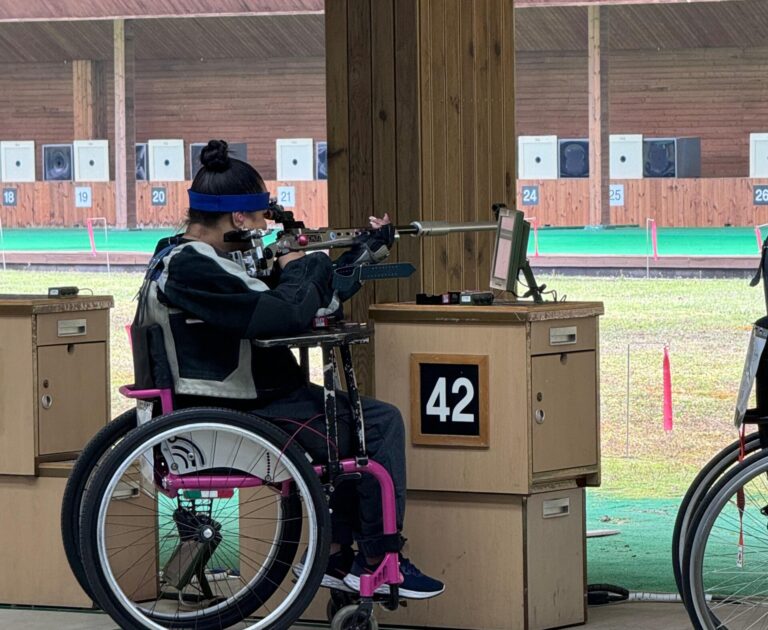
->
<box><xmin>410</xmin><ymin>353</ymin><xmax>489</xmax><ymax>447</ymax></box>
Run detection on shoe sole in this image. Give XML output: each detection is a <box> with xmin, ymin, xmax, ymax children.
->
<box><xmin>342</xmin><ymin>575</ymin><xmax>445</xmax><ymax>600</ymax></box>
<box><xmin>293</xmin><ymin>565</ymin><xmax>355</xmax><ymax>593</ymax></box>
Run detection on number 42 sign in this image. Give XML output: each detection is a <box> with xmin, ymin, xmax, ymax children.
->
<box><xmin>410</xmin><ymin>354</ymin><xmax>490</xmax><ymax>447</ymax></box>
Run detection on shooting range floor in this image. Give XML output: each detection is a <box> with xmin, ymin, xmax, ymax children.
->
<box><xmin>586</xmin><ymin>492</ymin><xmax>680</xmax><ymax>594</ymax></box>
<box><xmin>0</xmin><ymin>226</ymin><xmax>762</xmax><ymax>256</ymax></box>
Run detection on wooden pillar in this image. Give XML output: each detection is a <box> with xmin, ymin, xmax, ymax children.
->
<box><xmin>72</xmin><ymin>60</ymin><xmax>106</xmax><ymax>140</ymax></box>
<box><xmin>326</xmin><ymin>0</ymin><xmax>515</xmax><ymax>393</ymax></box>
<box><xmin>588</xmin><ymin>6</ymin><xmax>610</xmax><ymax>226</ymax></box>
<box><xmin>113</xmin><ymin>19</ymin><xmax>137</xmax><ymax>229</ymax></box>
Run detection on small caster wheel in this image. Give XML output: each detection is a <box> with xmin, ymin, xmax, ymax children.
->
<box><xmin>328</xmin><ymin>590</ymin><xmax>356</xmax><ymax>622</ymax></box>
<box><xmin>331</xmin><ymin>604</ymin><xmax>380</xmax><ymax>630</ymax></box>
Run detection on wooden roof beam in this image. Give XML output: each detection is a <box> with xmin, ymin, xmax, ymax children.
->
<box><xmin>516</xmin><ymin>0</ymin><xmax>740</xmax><ymax>7</ymax></box>
<box><xmin>0</xmin><ymin>0</ymin><xmax>323</xmax><ymax>22</ymax></box>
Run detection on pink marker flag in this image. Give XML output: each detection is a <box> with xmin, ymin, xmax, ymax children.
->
<box><xmin>663</xmin><ymin>345</ymin><xmax>673</xmax><ymax>432</ymax></box>
<box><xmin>651</xmin><ymin>220</ymin><xmax>659</xmax><ymax>260</ymax></box>
<box><xmin>756</xmin><ymin>226</ymin><xmax>764</xmax><ymax>254</ymax></box>
<box><xmin>86</xmin><ymin>218</ymin><xmax>97</xmax><ymax>256</ymax></box>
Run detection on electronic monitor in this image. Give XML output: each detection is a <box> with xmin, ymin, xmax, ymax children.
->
<box><xmin>489</xmin><ymin>206</ymin><xmax>531</xmax><ymax>296</ymax></box>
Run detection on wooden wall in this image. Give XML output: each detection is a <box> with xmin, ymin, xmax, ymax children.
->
<box><xmin>516</xmin><ymin>178</ymin><xmax>768</xmax><ymax>227</ymax></box>
<box><xmin>516</xmin><ymin>46</ymin><xmax>768</xmax><ymax>179</ymax></box>
<box><xmin>0</xmin><ymin>180</ymin><xmax>327</xmax><ymax>228</ymax></box>
<box><xmin>0</xmin><ymin>56</ymin><xmax>327</xmax><ymax>181</ymax></box>
<box><xmin>7</xmin><ymin>177</ymin><xmax>768</xmax><ymax>230</ymax></box>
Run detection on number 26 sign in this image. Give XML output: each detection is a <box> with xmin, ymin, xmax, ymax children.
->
<box><xmin>410</xmin><ymin>354</ymin><xmax>489</xmax><ymax>447</ymax></box>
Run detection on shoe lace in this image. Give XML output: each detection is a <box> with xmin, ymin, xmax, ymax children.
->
<box><xmin>399</xmin><ymin>555</ymin><xmax>423</xmax><ymax>577</ymax></box>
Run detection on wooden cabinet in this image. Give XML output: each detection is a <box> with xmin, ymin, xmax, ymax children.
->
<box><xmin>363</xmin><ymin>301</ymin><xmax>603</xmax><ymax>629</ymax></box>
<box><xmin>0</xmin><ymin>295</ymin><xmax>113</xmax><ymax>475</ymax></box>
<box><xmin>302</xmin><ymin>487</ymin><xmax>587</xmax><ymax>630</ymax></box>
<box><xmin>370</xmin><ymin>302</ymin><xmax>603</xmax><ymax>494</ymax></box>
<box><xmin>0</xmin><ymin>461</ymin><xmax>157</xmax><ymax>608</ymax></box>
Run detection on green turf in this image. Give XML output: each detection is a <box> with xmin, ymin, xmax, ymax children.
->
<box><xmin>587</xmin><ymin>492</ymin><xmax>680</xmax><ymax>593</ymax></box>
<box><xmin>532</xmin><ymin>226</ymin><xmax>761</xmax><ymax>257</ymax></box>
<box><xmin>0</xmin><ymin>226</ymin><xmax>764</xmax><ymax>256</ymax></box>
<box><xmin>0</xmin><ymin>228</ymin><xmax>176</xmax><ymax>252</ymax></box>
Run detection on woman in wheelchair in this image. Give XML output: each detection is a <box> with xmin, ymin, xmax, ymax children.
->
<box><xmin>80</xmin><ymin>139</ymin><xmax>442</xmax><ymax>629</ymax></box>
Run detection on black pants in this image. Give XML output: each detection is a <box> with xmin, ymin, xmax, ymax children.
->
<box><xmin>253</xmin><ymin>383</ymin><xmax>406</xmax><ymax>557</ymax></box>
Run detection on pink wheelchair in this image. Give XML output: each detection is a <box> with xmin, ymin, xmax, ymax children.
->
<box><xmin>62</xmin><ymin>324</ymin><xmax>406</xmax><ymax>629</ymax></box>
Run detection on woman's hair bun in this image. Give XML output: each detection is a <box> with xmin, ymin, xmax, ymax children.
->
<box><xmin>199</xmin><ymin>139</ymin><xmax>231</xmax><ymax>172</ymax></box>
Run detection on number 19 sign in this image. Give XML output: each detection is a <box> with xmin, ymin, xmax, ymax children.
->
<box><xmin>410</xmin><ymin>354</ymin><xmax>489</xmax><ymax>447</ymax></box>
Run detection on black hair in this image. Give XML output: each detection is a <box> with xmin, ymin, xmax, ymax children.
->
<box><xmin>187</xmin><ymin>139</ymin><xmax>267</xmax><ymax>227</ymax></box>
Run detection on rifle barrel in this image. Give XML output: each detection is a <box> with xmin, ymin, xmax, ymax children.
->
<box><xmin>396</xmin><ymin>220</ymin><xmax>498</xmax><ymax>237</ymax></box>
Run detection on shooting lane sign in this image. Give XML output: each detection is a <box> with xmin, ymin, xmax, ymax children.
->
<box><xmin>75</xmin><ymin>186</ymin><xmax>92</xmax><ymax>208</ymax></box>
<box><xmin>2</xmin><ymin>188</ymin><xmax>17</xmax><ymax>206</ymax></box>
<box><xmin>410</xmin><ymin>353</ymin><xmax>489</xmax><ymax>447</ymax></box>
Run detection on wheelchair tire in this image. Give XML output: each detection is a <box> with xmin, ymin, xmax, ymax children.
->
<box><xmin>61</xmin><ymin>408</ymin><xmax>138</xmax><ymax>602</ymax></box>
<box><xmin>79</xmin><ymin>407</ymin><xmax>331</xmax><ymax>630</ymax></box>
<box><xmin>671</xmin><ymin>432</ymin><xmax>760</xmax><ymax>602</ymax></box>
<box><xmin>682</xmin><ymin>447</ymin><xmax>768</xmax><ymax>630</ymax></box>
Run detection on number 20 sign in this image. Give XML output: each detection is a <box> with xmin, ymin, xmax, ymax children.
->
<box><xmin>410</xmin><ymin>354</ymin><xmax>489</xmax><ymax>447</ymax></box>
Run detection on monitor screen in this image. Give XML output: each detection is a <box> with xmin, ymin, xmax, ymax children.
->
<box><xmin>489</xmin><ymin>207</ymin><xmax>531</xmax><ymax>295</ymax></box>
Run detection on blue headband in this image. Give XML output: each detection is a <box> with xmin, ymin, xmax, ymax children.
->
<box><xmin>188</xmin><ymin>190</ymin><xmax>271</xmax><ymax>213</ymax></box>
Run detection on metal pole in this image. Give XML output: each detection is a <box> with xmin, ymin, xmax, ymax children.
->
<box><xmin>0</xmin><ymin>216</ymin><xmax>5</xmax><ymax>271</ymax></box>
<box><xmin>625</xmin><ymin>343</ymin><xmax>631</xmax><ymax>457</ymax></box>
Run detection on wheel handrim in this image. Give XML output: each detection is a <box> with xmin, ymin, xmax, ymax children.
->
<box><xmin>93</xmin><ymin>421</ymin><xmax>320</xmax><ymax>629</ymax></box>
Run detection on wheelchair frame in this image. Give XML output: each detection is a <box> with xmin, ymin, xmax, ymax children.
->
<box><xmin>94</xmin><ymin>323</ymin><xmax>405</xmax><ymax>627</ymax></box>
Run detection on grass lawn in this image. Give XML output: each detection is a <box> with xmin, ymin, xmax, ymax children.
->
<box><xmin>0</xmin><ymin>269</ymin><xmax>761</xmax><ymax>499</ymax></box>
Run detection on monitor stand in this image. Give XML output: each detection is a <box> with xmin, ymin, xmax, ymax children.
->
<box><xmin>521</xmin><ymin>262</ymin><xmax>545</xmax><ymax>303</ymax></box>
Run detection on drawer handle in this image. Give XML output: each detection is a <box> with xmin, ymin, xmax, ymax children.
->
<box><xmin>543</xmin><ymin>498</ymin><xmax>570</xmax><ymax>518</ymax></box>
<box><xmin>41</xmin><ymin>394</ymin><xmax>53</xmax><ymax>410</ymax></box>
<box><xmin>550</xmin><ymin>326</ymin><xmax>577</xmax><ymax>345</ymax></box>
<box><xmin>57</xmin><ymin>319</ymin><xmax>87</xmax><ymax>337</ymax></box>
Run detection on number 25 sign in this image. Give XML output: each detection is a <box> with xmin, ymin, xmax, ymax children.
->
<box><xmin>410</xmin><ymin>354</ymin><xmax>489</xmax><ymax>447</ymax></box>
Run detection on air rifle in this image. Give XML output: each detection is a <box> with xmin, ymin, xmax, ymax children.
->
<box><xmin>224</xmin><ymin>203</ymin><xmax>498</xmax><ymax>294</ymax></box>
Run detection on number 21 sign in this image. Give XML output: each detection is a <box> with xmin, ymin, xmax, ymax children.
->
<box><xmin>410</xmin><ymin>354</ymin><xmax>489</xmax><ymax>447</ymax></box>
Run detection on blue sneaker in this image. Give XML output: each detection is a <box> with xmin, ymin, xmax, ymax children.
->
<box><xmin>293</xmin><ymin>546</ymin><xmax>355</xmax><ymax>592</ymax></box>
<box><xmin>343</xmin><ymin>552</ymin><xmax>445</xmax><ymax>599</ymax></box>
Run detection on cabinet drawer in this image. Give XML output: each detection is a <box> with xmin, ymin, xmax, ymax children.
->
<box><xmin>526</xmin><ymin>489</ymin><xmax>586</xmax><ymax>629</ymax></box>
<box><xmin>530</xmin><ymin>318</ymin><xmax>596</xmax><ymax>355</ymax></box>
<box><xmin>531</xmin><ymin>351</ymin><xmax>598</xmax><ymax>474</ymax></box>
<box><xmin>36</xmin><ymin>310</ymin><xmax>108</xmax><ymax>346</ymax></box>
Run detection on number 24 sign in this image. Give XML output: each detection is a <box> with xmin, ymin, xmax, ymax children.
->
<box><xmin>410</xmin><ymin>354</ymin><xmax>490</xmax><ymax>448</ymax></box>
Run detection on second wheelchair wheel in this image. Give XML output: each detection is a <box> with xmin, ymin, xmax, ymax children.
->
<box><xmin>60</xmin><ymin>408</ymin><xmax>138</xmax><ymax>602</ymax></box>
<box><xmin>79</xmin><ymin>407</ymin><xmax>331</xmax><ymax>629</ymax></box>
<box><xmin>684</xmin><ymin>448</ymin><xmax>768</xmax><ymax>630</ymax></box>
<box><xmin>671</xmin><ymin>432</ymin><xmax>760</xmax><ymax>602</ymax></box>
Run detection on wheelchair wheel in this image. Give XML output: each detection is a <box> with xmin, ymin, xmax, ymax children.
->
<box><xmin>672</xmin><ymin>432</ymin><xmax>760</xmax><ymax>602</ymax></box>
<box><xmin>684</xmin><ymin>448</ymin><xmax>768</xmax><ymax>630</ymax></box>
<box><xmin>61</xmin><ymin>408</ymin><xmax>138</xmax><ymax>602</ymax></box>
<box><xmin>79</xmin><ymin>407</ymin><xmax>330</xmax><ymax>629</ymax></box>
